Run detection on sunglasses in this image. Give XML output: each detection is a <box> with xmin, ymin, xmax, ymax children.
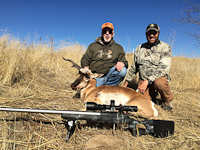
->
<box><xmin>102</xmin><ymin>29</ymin><xmax>113</xmax><ymax>34</ymax></box>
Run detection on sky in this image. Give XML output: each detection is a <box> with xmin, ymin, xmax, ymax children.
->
<box><xmin>0</xmin><ymin>0</ymin><xmax>199</xmax><ymax>58</ymax></box>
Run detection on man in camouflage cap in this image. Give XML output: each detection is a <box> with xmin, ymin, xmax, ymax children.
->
<box><xmin>123</xmin><ymin>23</ymin><xmax>173</xmax><ymax>110</ymax></box>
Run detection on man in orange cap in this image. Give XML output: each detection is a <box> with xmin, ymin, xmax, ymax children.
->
<box><xmin>81</xmin><ymin>22</ymin><xmax>128</xmax><ymax>87</ymax></box>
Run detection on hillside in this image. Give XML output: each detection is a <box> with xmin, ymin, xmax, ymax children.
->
<box><xmin>0</xmin><ymin>34</ymin><xmax>200</xmax><ymax>149</ymax></box>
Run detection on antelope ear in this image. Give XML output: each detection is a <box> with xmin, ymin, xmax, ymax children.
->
<box><xmin>90</xmin><ymin>73</ymin><xmax>104</xmax><ymax>79</ymax></box>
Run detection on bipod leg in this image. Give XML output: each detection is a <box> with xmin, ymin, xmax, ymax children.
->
<box><xmin>63</xmin><ymin>120</ymin><xmax>78</xmax><ymax>142</ymax></box>
<box><xmin>128</xmin><ymin>124</ymin><xmax>147</xmax><ymax>137</ymax></box>
<box><xmin>128</xmin><ymin>125</ymin><xmax>138</xmax><ymax>137</ymax></box>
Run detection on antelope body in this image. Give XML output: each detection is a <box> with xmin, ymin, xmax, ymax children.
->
<box><xmin>63</xmin><ymin>58</ymin><xmax>158</xmax><ymax>119</ymax></box>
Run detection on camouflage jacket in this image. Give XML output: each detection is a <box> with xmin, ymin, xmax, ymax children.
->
<box><xmin>126</xmin><ymin>40</ymin><xmax>172</xmax><ymax>83</ymax></box>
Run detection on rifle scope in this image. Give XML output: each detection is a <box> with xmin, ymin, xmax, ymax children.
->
<box><xmin>86</xmin><ymin>100</ymin><xmax>138</xmax><ymax>112</ymax></box>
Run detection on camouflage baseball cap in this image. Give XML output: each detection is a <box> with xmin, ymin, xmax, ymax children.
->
<box><xmin>102</xmin><ymin>22</ymin><xmax>114</xmax><ymax>30</ymax></box>
<box><xmin>146</xmin><ymin>23</ymin><xmax>160</xmax><ymax>33</ymax></box>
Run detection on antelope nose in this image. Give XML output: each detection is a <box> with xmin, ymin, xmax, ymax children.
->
<box><xmin>71</xmin><ymin>84</ymin><xmax>77</xmax><ymax>90</ymax></box>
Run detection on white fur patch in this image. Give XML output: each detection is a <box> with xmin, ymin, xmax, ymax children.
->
<box><xmin>151</xmin><ymin>101</ymin><xmax>158</xmax><ymax>117</ymax></box>
<box><xmin>80</xmin><ymin>68</ymin><xmax>92</xmax><ymax>74</ymax></box>
<box><xmin>99</xmin><ymin>93</ymin><xmax>129</xmax><ymax>105</ymax></box>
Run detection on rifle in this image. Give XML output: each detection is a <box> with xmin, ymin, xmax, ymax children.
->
<box><xmin>0</xmin><ymin>100</ymin><xmax>174</xmax><ymax>142</ymax></box>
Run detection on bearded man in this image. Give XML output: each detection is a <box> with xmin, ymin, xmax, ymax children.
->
<box><xmin>123</xmin><ymin>23</ymin><xmax>173</xmax><ymax>111</ymax></box>
<box><xmin>81</xmin><ymin>22</ymin><xmax>128</xmax><ymax>87</ymax></box>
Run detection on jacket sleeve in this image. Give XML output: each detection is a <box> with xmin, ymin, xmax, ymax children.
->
<box><xmin>81</xmin><ymin>44</ymin><xmax>93</xmax><ymax>68</ymax></box>
<box><xmin>117</xmin><ymin>46</ymin><xmax>128</xmax><ymax>68</ymax></box>
<box><xmin>147</xmin><ymin>44</ymin><xmax>172</xmax><ymax>82</ymax></box>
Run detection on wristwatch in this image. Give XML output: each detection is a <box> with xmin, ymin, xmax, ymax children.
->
<box><xmin>147</xmin><ymin>78</ymin><xmax>152</xmax><ymax>84</ymax></box>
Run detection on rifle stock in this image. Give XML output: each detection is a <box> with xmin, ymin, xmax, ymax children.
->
<box><xmin>61</xmin><ymin>111</ymin><xmax>174</xmax><ymax>138</ymax></box>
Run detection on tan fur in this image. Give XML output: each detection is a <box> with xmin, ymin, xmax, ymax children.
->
<box><xmin>63</xmin><ymin>58</ymin><xmax>158</xmax><ymax>119</ymax></box>
<box><xmin>81</xmin><ymin>79</ymin><xmax>158</xmax><ymax>119</ymax></box>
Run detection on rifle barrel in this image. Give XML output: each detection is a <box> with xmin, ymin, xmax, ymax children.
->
<box><xmin>0</xmin><ymin>107</ymin><xmax>101</xmax><ymax>115</ymax></box>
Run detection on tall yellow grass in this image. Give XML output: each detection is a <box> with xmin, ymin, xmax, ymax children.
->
<box><xmin>0</xmin><ymin>33</ymin><xmax>84</xmax><ymax>86</ymax></box>
<box><xmin>0</xmin><ymin>33</ymin><xmax>200</xmax><ymax>149</ymax></box>
<box><xmin>1</xmin><ymin>33</ymin><xmax>200</xmax><ymax>90</ymax></box>
<box><xmin>170</xmin><ymin>56</ymin><xmax>200</xmax><ymax>91</ymax></box>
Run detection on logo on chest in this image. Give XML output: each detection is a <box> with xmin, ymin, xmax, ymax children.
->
<box><xmin>98</xmin><ymin>50</ymin><xmax>112</xmax><ymax>58</ymax></box>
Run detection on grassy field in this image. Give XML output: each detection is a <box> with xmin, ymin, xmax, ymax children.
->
<box><xmin>0</xmin><ymin>34</ymin><xmax>200</xmax><ymax>149</ymax></box>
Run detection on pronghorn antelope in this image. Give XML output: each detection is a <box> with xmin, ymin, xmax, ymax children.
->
<box><xmin>63</xmin><ymin>58</ymin><xmax>158</xmax><ymax>119</ymax></box>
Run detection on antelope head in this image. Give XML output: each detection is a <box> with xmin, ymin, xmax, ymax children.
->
<box><xmin>62</xmin><ymin>57</ymin><xmax>103</xmax><ymax>90</ymax></box>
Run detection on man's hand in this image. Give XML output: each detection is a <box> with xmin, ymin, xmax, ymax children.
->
<box><xmin>122</xmin><ymin>81</ymin><xmax>129</xmax><ymax>87</ymax></box>
<box><xmin>115</xmin><ymin>62</ymin><xmax>124</xmax><ymax>71</ymax></box>
<box><xmin>137</xmin><ymin>80</ymin><xmax>148</xmax><ymax>94</ymax></box>
<box><xmin>83</xmin><ymin>66</ymin><xmax>89</xmax><ymax>70</ymax></box>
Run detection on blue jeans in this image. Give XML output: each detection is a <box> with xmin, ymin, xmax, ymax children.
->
<box><xmin>96</xmin><ymin>66</ymin><xmax>127</xmax><ymax>87</ymax></box>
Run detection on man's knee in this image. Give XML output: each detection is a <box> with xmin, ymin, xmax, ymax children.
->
<box><xmin>119</xmin><ymin>67</ymin><xmax>127</xmax><ymax>78</ymax></box>
<box><xmin>153</xmin><ymin>76</ymin><xmax>173</xmax><ymax>102</ymax></box>
<box><xmin>154</xmin><ymin>76</ymin><xmax>168</xmax><ymax>90</ymax></box>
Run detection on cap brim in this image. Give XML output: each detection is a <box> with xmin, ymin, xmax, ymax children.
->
<box><xmin>146</xmin><ymin>28</ymin><xmax>159</xmax><ymax>33</ymax></box>
<box><xmin>102</xmin><ymin>27</ymin><xmax>113</xmax><ymax>30</ymax></box>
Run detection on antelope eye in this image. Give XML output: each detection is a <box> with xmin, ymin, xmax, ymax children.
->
<box><xmin>85</xmin><ymin>74</ymin><xmax>90</xmax><ymax>79</ymax></box>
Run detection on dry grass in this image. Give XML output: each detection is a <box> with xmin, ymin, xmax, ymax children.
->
<box><xmin>0</xmin><ymin>33</ymin><xmax>200</xmax><ymax>149</ymax></box>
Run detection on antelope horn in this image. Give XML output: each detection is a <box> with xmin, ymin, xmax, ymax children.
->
<box><xmin>62</xmin><ymin>57</ymin><xmax>81</xmax><ymax>70</ymax></box>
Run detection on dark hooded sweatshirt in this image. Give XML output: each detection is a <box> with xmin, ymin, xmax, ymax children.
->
<box><xmin>81</xmin><ymin>37</ymin><xmax>128</xmax><ymax>75</ymax></box>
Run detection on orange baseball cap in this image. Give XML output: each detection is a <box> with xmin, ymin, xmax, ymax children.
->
<box><xmin>101</xmin><ymin>22</ymin><xmax>114</xmax><ymax>30</ymax></box>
